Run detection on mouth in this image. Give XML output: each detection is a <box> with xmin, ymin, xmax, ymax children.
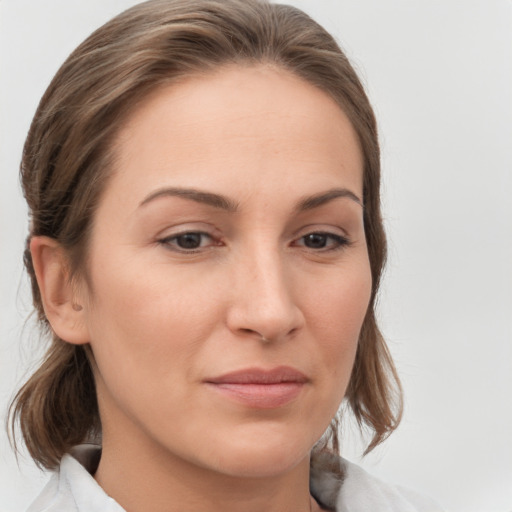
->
<box><xmin>204</xmin><ymin>366</ymin><xmax>308</xmax><ymax>408</ymax></box>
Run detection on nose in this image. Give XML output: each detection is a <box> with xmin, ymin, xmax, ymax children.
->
<box><xmin>226</xmin><ymin>245</ymin><xmax>305</xmax><ymax>343</ymax></box>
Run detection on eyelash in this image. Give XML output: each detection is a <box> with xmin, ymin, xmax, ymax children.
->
<box><xmin>293</xmin><ymin>232</ymin><xmax>351</xmax><ymax>252</ymax></box>
<box><xmin>158</xmin><ymin>231</ymin><xmax>218</xmax><ymax>253</ymax></box>
<box><xmin>157</xmin><ymin>231</ymin><xmax>351</xmax><ymax>253</ymax></box>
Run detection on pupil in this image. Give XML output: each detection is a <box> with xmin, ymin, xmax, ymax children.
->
<box><xmin>177</xmin><ymin>233</ymin><xmax>201</xmax><ymax>249</ymax></box>
<box><xmin>305</xmin><ymin>233</ymin><xmax>327</xmax><ymax>248</ymax></box>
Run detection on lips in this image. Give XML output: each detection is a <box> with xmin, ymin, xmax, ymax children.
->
<box><xmin>204</xmin><ymin>366</ymin><xmax>308</xmax><ymax>408</ymax></box>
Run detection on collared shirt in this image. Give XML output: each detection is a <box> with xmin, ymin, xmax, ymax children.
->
<box><xmin>26</xmin><ymin>445</ymin><xmax>443</xmax><ymax>512</ymax></box>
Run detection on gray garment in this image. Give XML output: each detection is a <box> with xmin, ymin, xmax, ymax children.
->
<box><xmin>27</xmin><ymin>445</ymin><xmax>443</xmax><ymax>512</ymax></box>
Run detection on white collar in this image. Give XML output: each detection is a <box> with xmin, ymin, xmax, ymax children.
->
<box><xmin>27</xmin><ymin>444</ymin><xmax>442</xmax><ymax>512</ymax></box>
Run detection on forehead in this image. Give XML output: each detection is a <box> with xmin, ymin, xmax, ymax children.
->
<box><xmin>108</xmin><ymin>64</ymin><xmax>363</xmax><ymax>203</ymax></box>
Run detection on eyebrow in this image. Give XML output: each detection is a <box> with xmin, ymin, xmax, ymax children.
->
<box><xmin>296</xmin><ymin>188</ymin><xmax>363</xmax><ymax>211</ymax></box>
<box><xmin>139</xmin><ymin>186</ymin><xmax>362</xmax><ymax>212</ymax></box>
<box><xmin>139</xmin><ymin>187</ymin><xmax>239</xmax><ymax>212</ymax></box>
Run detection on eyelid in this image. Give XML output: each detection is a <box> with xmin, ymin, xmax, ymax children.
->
<box><xmin>156</xmin><ymin>224</ymin><xmax>223</xmax><ymax>253</ymax></box>
<box><xmin>155</xmin><ymin>221</ymin><xmax>220</xmax><ymax>240</ymax></box>
<box><xmin>291</xmin><ymin>221</ymin><xmax>350</xmax><ymax>238</ymax></box>
<box><xmin>290</xmin><ymin>224</ymin><xmax>353</xmax><ymax>252</ymax></box>
<box><xmin>157</xmin><ymin>232</ymin><xmax>216</xmax><ymax>254</ymax></box>
<box><xmin>294</xmin><ymin>232</ymin><xmax>351</xmax><ymax>250</ymax></box>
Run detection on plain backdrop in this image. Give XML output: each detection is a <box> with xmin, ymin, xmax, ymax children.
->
<box><xmin>1</xmin><ymin>1</ymin><xmax>511</xmax><ymax>511</ymax></box>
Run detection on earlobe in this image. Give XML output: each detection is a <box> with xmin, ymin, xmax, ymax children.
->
<box><xmin>30</xmin><ymin>236</ymin><xmax>90</xmax><ymax>345</ymax></box>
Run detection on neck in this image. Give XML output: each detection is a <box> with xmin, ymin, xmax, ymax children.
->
<box><xmin>95</xmin><ymin>430</ymin><xmax>319</xmax><ymax>512</ymax></box>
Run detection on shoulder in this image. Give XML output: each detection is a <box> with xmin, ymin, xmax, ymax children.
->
<box><xmin>28</xmin><ymin>444</ymin><xmax>442</xmax><ymax>512</ymax></box>
<box><xmin>310</xmin><ymin>451</ymin><xmax>444</xmax><ymax>512</ymax></box>
<box><xmin>26</xmin><ymin>445</ymin><xmax>124</xmax><ymax>512</ymax></box>
<box><xmin>337</xmin><ymin>458</ymin><xmax>444</xmax><ymax>512</ymax></box>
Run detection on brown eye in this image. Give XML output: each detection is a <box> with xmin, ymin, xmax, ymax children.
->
<box><xmin>175</xmin><ymin>233</ymin><xmax>203</xmax><ymax>249</ymax></box>
<box><xmin>159</xmin><ymin>232</ymin><xmax>214</xmax><ymax>252</ymax></box>
<box><xmin>303</xmin><ymin>233</ymin><xmax>329</xmax><ymax>249</ymax></box>
<box><xmin>296</xmin><ymin>232</ymin><xmax>350</xmax><ymax>251</ymax></box>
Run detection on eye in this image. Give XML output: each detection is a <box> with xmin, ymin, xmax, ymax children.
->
<box><xmin>295</xmin><ymin>232</ymin><xmax>350</xmax><ymax>251</ymax></box>
<box><xmin>158</xmin><ymin>231</ymin><xmax>216</xmax><ymax>252</ymax></box>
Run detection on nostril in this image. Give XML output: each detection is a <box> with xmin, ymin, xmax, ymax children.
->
<box><xmin>239</xmin><ymin>328</ymin><xmax>268</xmax><ymax>342</ymax></box>
<box><xmin>226</xmin><ymin>274</ymin><xmax>305</xmax><ymax>343</ymax></box>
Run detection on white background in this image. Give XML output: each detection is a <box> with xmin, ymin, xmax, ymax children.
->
<box><xmin>1</xmin><ymin>1</ymin><xmax>511</xmax><ymax>511</ymax></box>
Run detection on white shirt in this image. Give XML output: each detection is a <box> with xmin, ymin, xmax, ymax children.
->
<box><xmin>27</xmin><ymin>445</ymin><xmax>443</xmax><ymax>512</ymax></box>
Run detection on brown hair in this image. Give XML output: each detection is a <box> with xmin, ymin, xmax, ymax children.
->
<box><xmin>9</xmin><ymin>0</ymin><xmax>402</xmax><ymax>470</ymax></box>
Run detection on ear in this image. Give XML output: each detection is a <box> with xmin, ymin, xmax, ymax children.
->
<box><xmin>30</xmin><ymin>236</ymin><xmax>90</xmax><ymax>345</ymax></box>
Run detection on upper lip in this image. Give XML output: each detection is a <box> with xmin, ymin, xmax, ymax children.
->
<box><xmin>205</xmin><ymin>366</ymin><xmax>308</xmax><ymax>384</ymax></box>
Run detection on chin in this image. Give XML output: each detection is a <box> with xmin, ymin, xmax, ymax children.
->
<box><xmin>202</xmin><ymin>427</ymin><xmax>317</xmax><ymax>478</ymax></box>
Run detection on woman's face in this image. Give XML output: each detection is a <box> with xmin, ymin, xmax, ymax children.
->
<box><xmin>80</xmin><ymin>65</ymin><xmax>371</xmax><ymax>477</ymax></box>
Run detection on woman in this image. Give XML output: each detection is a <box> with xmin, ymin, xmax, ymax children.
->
<box><xmin>9</xmin><ymin>0</ymin><xmax>442</xmax><ymax>511</ymax></box>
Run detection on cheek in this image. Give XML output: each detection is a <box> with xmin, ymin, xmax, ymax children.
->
<box><xmin>83</xmin><ymin>256</ymin><xmax>220</xmax><ymax>399</ymax></box>
<box><xmin>88</xmin><ymin>250</ymin><xmax>215</xmax><ymax>331</ymax></box>
<box><xmin>306</xmin><ymin>257</ymin><xmax>371</xmax><ymax>333</ymax></box>
<box><xmin>302</xmin><ymin>257</ymin><xmax>372</xmax><ymax>387</ymax></box>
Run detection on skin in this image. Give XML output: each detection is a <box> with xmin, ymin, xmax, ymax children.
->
<box><xmin>33</xmin><ymin>65</ymin><xmax>371</xmax><ymax>512</ymax></box>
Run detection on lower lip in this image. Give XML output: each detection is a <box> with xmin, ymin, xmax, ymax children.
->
<box><xmin>205</xmin><ymin>382</ymin><xmax>305</xmax><ymax>408</ymax></box>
